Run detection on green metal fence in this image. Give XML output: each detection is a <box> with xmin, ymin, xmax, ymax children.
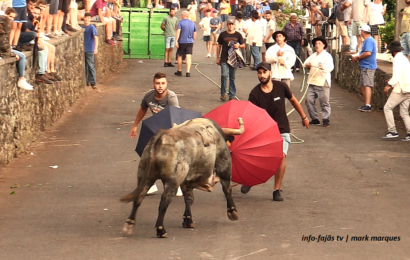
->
<box><xmin>121</xmin><ymin>8</ymin><xmax>170</xmax><ymax>60</ymax></box>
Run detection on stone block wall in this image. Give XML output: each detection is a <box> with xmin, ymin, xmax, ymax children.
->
<box><xmin>0</xmin><ymin>23</ymin><xmax>123</xmax><ymax>165</ymax></box>
<box><xmin>336</xmin><ymin>46</ymin><xmax>393</xmax><ymax>111</ymax></box>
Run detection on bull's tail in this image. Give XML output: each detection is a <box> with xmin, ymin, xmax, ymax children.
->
<box><xmin>120</xmin><ymin>131</ymin><xmax>165</xmax><ymax>203</ymax></box>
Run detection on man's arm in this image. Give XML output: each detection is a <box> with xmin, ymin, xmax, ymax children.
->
<box><xmin>289</xmin><ymin>95</ymin><xmax>309</xmax><ymax>128</ymax></box>
<box><xmin>216</xmin><ymin>44</ymin><xmax>222</xmax><ymax>64</ymax></box>
<box><xmin>161</xmin><ymin>22</ymin><xmax>165</xmax><ymax>31</ymax></box>
<box><xmin>193</xmin><ymin>31</ymin><xmax>197</xmax><ymax>40</ymax></box>
<box><xmin>175</xmin><ymin>28</ymin><xmax>181</xmax><ymax>48</ymax></box>
<box><xmin>130</xmin><ymin>106</ymin><xmax>149</xmax><ymax>138</ymax></box>
<box><xmin>94</xmin><ymin>35</ymin><xmax>99</xmax><ymax>54</ymax></box>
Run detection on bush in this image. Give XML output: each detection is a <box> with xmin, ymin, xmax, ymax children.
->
<box><xmin>379</xmin><ymin>15</ymin><xmax>395</xmax><ymax>45</ymax></box>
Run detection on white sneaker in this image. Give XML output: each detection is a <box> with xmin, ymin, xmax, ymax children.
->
<box><xmin>17</xmin><ymin>78</ymin><xmax>34</xmax><ymax>91</ymax></box>
<box><xmin>147</xmin><ymin>184</ymin><xmax>158</xmax><ymax>194</ymax></box>
<box><xmin>176</xmin><ymin>186</ymin><xmax>183</xmax><ymax>197</ymax></box>
<box><xmin>156</xmin><ymin>4</ymin><xmax>164</xmax><ymax>8</ymax></box>
<box><xmin>206</xmin><ymin>53</ymin><xmax>211</xmax><ymax>58</ymax></box>
<box><xmin>147</xmin><ymin>4</ymin><xmax>153</xmax><ymax>8</ymax></box>
<box><xmin>40</xmin><ymin>33</ymin><xmax>50</xmax><ymax>40</ymax></box>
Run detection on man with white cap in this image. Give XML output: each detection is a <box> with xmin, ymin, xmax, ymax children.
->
<box><xmin>382</xmin><ymin>41</ymin><xmax>410</xmax><ymax>141</ymax></box>
<box><xmin>351</xmin><ymin>24</ymin><xmax>377</xmax><ymax>112</ymax></box>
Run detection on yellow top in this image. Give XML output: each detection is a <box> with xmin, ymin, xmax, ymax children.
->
<box><xmin>401</xmin><ymin>6</ymin><xmax>410</xmax><ymax>34</ymax></box>
<box><xmin>220</xmin><ymin>3</ymin><xmax>229</xmax><ymax>15</ymax></box>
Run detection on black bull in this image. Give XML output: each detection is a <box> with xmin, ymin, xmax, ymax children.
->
<box><xmin>120</xmin><ymin>118</ymin><xmax>244</xmax><ymax>238</ymax></box>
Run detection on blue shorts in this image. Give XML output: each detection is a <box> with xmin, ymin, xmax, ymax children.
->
<box><xmin>203</xmin><ymin>35</ymin><xmax>210</xmax><ymax>42</ymax></box>
<box><xmin>221</xmin><ymin>14</ymin><xmax>229</xmax><ymax>22</ymax></box>
<box><xmin>281</xmin><ymin>133</ymin><xmax>291</xmax><ymax>156</ymax></box>
<box><xmin>165</xmin><ymin>36</ymin><xmax>175</xmax><ymax>48</ymax></box>
<box><xmin>13</xmin><ymin>7</ymin><xmax>27</xmax><ymax>22</ymax></box>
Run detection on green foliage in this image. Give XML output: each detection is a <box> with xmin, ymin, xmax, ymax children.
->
<box><xmin>379</xmin><ymin>15</ymin><xmax>395</xmax><ymax>45</ymax></box>
<box><xmin>383</xmin><ymin>0</ymin><xmax>396</xmax><ymax>22</ymax></box>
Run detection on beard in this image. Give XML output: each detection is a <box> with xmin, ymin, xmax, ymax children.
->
<box><xmin>258</xmin><ymin>76</ymin><xmax>271</xmax><ymax>85</ymax></box>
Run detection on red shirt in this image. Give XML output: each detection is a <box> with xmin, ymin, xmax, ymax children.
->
<box><xmin>90</xmin><ymin>0</ymin><xmax>105</xmax><ymax>17</ymax></box>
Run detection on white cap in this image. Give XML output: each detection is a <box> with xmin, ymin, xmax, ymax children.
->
<box><xmin>360</xmin><ymin>24</ymin><xmax>371</xmax><ymax>33</ymax></box>
<box><xmin>290</xmin><ymin>13</ymin><xmax>297</xmax><ymax>17</ymax></box>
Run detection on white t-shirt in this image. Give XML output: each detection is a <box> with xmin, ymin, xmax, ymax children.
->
<box><xmin>369</xmin><ymin>2</ymin><xmax>384</xmax><ymax>25</ymax></box>
<box><xmin>343</xmin><ymin>0</ymin><xmax>352</xmax><ymax>22</ymax></box>
<box><xmin>187</xmin><ymin>4</ymin><xmax>197</xmax><ymax>15</ymax></box>
<box><xmin>265</xmin><ymin>19</ymin><xmax>275</xmax><ymax>43</ymax></box>
<box><xmin>352</xmin><ymin>0</ymin><xmax>370</xmax><ymax>22</ymax></box>
<box><xmin>260</xmin><ymin>18</ymin><xmax>267</xmax><ymax>38</ymax></box>
<box><xmin>235</xmin><ymin>19</ymin><xmax>246</xmax><ymax>38</ymax></box>
<box><xmin>199</xmin><ymin>17</ymin><xmax>211</xmax><ymax>36</ymax></box>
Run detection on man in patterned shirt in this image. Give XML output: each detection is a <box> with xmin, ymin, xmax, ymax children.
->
<box><xmin>282</xmin><ymin>13</ymin><xmax>304</xmax><ymax>72</ymax></box>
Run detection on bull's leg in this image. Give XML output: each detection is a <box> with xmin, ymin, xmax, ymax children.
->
<box><xmin>220</xmin><ymin>178</ymin><xmax>239</xmax><ymax>221</ymax></box>
<box><xmin>155</xmin><ymin>183</ymin><xmax>178</xmax><ymax>238</ymax></box>
<box><xmin>181</xmin><ymin>185</ymin><xmax>195</xmax><ymax>228</ymax></box>
<box><xmin>122</xmin><ymin>179</ymin><xmax>155</xmax><ymax>235</ymax></box>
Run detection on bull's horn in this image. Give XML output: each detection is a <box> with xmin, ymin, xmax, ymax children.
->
<box><xmin>222</xmin><ymin>118</ymin><xmax>244</xmax><ymax>135</ymax></box>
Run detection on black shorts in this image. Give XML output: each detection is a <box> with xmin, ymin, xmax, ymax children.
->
<box><xmin>177</xmin><ymin>43</ymin><xmax>193</xmax><ymax>55</ymax></box>
<box><xmin>49</xmin><ymin>0</ymin><xmax>59</xmax><ymax>14</ymax></box>
<box><xmin>265</xmin><ymin>42</ymin><xmax>274</xmax><ymax>50</ymax></box>
<box><xmin>46</xmin><ymin>0</ymin><xmax>51</xmax><ymax>4</ymax></box>
<box><xmin>370</xmin><ymin>24</ymin><xmax>383</xmax><ymax>36</ymax></box>
<box><xmin>58</xmin><ymin>0</ymin><xmax>69</xmax><ymax>13</ymax></box>
<box><xmin>13</xmin><ymin>7</ymin><xmax>27</xmax><ymax>22</ymax></box>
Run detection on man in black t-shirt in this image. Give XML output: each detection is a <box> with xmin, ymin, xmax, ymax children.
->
<box><xmin>241</xmin><ymin>62</ymin><xmax>309</xmax><ymax>201</ymax></box>
<box><xmin>217</xmin><ymin>19</ymin><xmax>245</xmax><ymax>101</ymax></box>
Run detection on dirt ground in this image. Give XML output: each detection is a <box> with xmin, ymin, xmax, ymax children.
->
<box><xmin>1</xmin><ymin>17</ymin><xmax>410</xmax><ymax>260</ymax></box>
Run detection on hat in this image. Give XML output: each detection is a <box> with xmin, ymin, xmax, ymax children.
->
<box><xmin>386</xmin><ymin>41</ymin><xmax>404</xmax><ymax>52</ymax></box>
<box><xmin>290</xmin><ymin>13</ymin><xmax>297</xmax><ymax>17</ymax></box>
<box><xmin>227</xmin><ymin>19</ymin><xmax>235</xmax><ymax>24</ymax></box>
<box><xmin>312</xmin><ymin>37</ymin><xmax>328</xmax><ymax>49</ymax></box>
<box><xmin>359</xmin><ymin>24</ymin><xmax>371</xmax><ymax>33</ymax></box>
<box><xmin>272</xmin><ymin>31</ymin><xmax>287</xmax><ymax>42</ymax></box>
<box><xmin>256</xmin><ymin>62</ymin><xmax>271</xmax><ymax>71</ymax></box>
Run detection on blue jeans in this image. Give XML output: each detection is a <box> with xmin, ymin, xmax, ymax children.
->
<box><xmin>250</xmin><ymin>45</ymin><xmax>260</xmax><ymax>67</ymax></box>
<box><xmin>245</xmin><ymin>5</ymin><xmax>253</xmax><ymax>19</ymax></box>
<box><xmin>401</xmin><ymin>32</ymin><xmax>410</xmax><ymax>56</ymax></box>
<box><xmin>18</xmin><ymin>31</ymin><xmax>36</xmax><ymax>46</ymax></box>
<box><xmin>230</xmin><ymin>4</ymin><xmax>237</xmax><ymax>15</ymax></box>
<box><xmin>11</xmin><ymin>49</ymin><xmax>26</xmax><ymax>77</ymax></box>
<box><xmin>85</xmin><ymin>52</ymin><xmax>96</xmax><ymax>85</ymax></box>
<box><xmin>221</xmin><ymin>63</ymin><xmax>237</xmax><ymax>98</ymax></box>
<box><xmin>38</xmin><ymin>48</ymin><xmax>48</xmax><ymax>74</ymax></box>
<box><xmin>287</xmin><ymin>41</ymin><xmax>301</xmax><ymax>69</ymax></box>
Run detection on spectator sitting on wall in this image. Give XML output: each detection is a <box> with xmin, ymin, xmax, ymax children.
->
<box><xmin>90</xmin><ymin>0</ymin><xmax>116</xmax><ymax>45</ymax></box>
<box><xmin>66</xmin><ymin>0</ymin><xmax>84</xmax><ymax>32</ymax></box>
<box><xmin>83</xmin><ymin>12</ymin><xmax>98</xmax><ymax>89</ymax></box>
<box><xmin>30</xmin><ymin>5</ymin><xmax>62</xmax><ymax>83</ymax></box>
<box><xmin>202</xmin><ymin>2</ymin><xmax>215</xmax><ymax>18</ymax></box>
<box><xmin>1</xmin><ymin>8</ymin><xmax>34</xmax><ymax>90</ymax></box>
<box><xmin>107</xmin><ymin>0</ymin><xmax>123</xmax><ymax>41</ymax></box>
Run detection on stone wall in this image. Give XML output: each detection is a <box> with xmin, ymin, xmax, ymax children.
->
<box><xmin>0</xmin><ymin>23</ymin><xmax>123</xmax><ymax>166</ymax></box>
<box><xmin>336</xmin><ymin>45</ymin><xmax>392</xmax><ymax>111</ymax></box>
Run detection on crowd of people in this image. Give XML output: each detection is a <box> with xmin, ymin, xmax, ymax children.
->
<box><xmin>0</xmin><ymin>0</ymin><xmax>123</xmax><ymax>91</ymax></box>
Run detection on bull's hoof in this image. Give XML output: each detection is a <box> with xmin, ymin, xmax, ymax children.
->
<box><xmin>156</xmin><ymin>226</ymin><xmax>168</xmax><ymax>238</ymax></box>
<box><xmin>227</xmin><ymin>207</ymin><xmax>239</xmax><ymax>221</ymax></box>
<box><xmin>182</xmin><ymin>216</ymin><xmax>194</xmax><ymax>228</ymax></box>
<box><xmin>123</xmin><ymin>219</ymin><xmax>135</xmax><ymax>235</ymax></box>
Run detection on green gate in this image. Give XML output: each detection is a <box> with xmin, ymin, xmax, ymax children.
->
<box><xmin>121</xmin><ymin>8</ymin><xmax>170</xmax><ymax>60</ymax></box>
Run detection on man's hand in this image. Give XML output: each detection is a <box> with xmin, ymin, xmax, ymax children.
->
<box><xmin>351</xmin><ymin>56</ymin><xmax>359</xmax><ymax>62</ymax></box>
<box><xmin>130</xmin><ymin>126</ymin><xmax>138</xmax><ymax>138</ymax></box>
<box><xmin>302</xmin><ymin>118</ymin><xmax>309</xmax><ymax>128</ymax></box>
<box><xmin>94</xmin><ymin>48</ymin><xmax>98</xmax><ymax>54</ymax></box>
<box><xmin>384</xmin><ymin>86</ymin><xmax>392</xmax><ymax>95</ymax></box>
<box><xmin>175</xmin><ymin>42</ymin><xmax>179</xmax><ymax>48</ymax></box>
<box><xmin>263</xmin><ymin>38</ymin><xmax>267</xmax><ymax>43</ymax></box>
<box><xmin>277</xmin><ymin>50</ymin><xmax>284</xmax><ymax>56</ymax></box>
<box><xmin>233</xmin><ymin>43</ymin><xmax>239</xmax><ymax>49</ymax></box>
<box><xmin>348</xmin><ymin>19</ymin><xmax>352</xmax><ymax>26</ymax></box>
<box><xmin>15</xmin><ymin>55</ymin><xmax>20</xmax><ymax>61</ymax></box>
<box><xmin>278</xmin><ymin>58</ymin><xmax>285</xmax><ymax>66</ymax></box>
<box><xmin>216</xmin><ymin>57</ymin><xmax>221</xmax><ymax>65</ymax></box>
<box><xmin>301</xmin><ymin>39</ymin><xmax>304</xmax><ymax>46</ymax></box>
<box><xmin>304</xmin><ymin>62</ymin><xmax>311</xmax><ymax>68</ymax></box>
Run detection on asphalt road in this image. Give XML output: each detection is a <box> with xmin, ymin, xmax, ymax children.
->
<box><xmin>1</xmin><ymin>22</ymin><xmax>410</xmax><ymax>260</ymax></box>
